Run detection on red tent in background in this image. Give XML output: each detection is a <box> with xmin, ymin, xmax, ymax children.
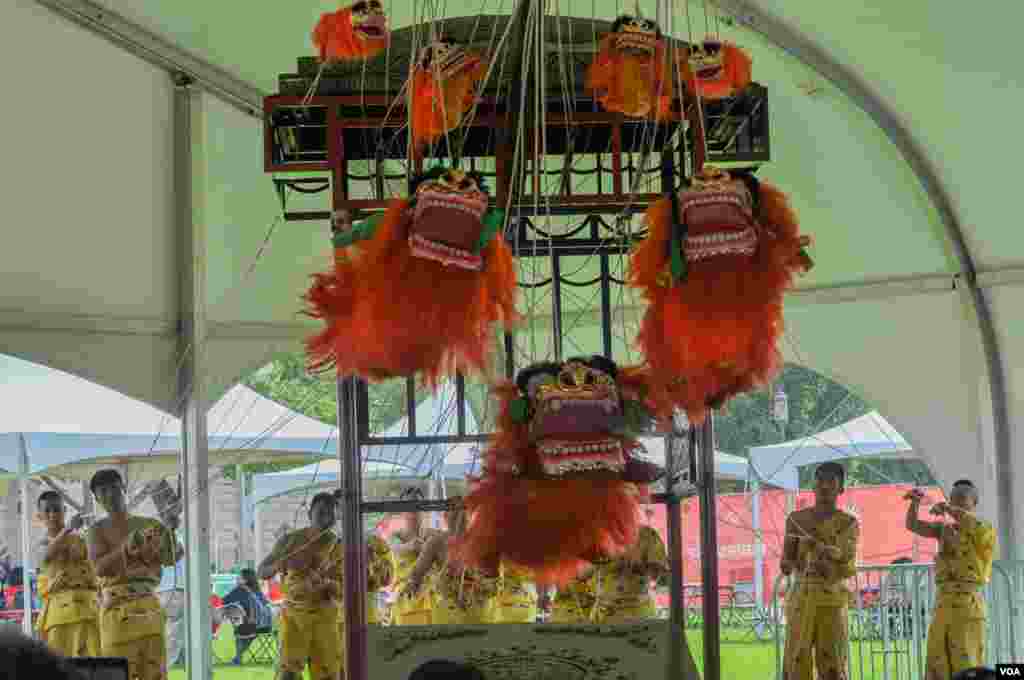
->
<box><xmin>370</xmin><ymin>483</ymin><xmax>943</xmax><ymax>607</ymax></box>
<box><xmin>645</xmin><ymin>483</ymin><xmax>941</xmax><ymax>606</ymax></box>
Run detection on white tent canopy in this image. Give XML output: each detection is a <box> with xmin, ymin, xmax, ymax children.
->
<box><xmin>0</xmin><ymin>355</ymin><xmax>334</xmax><ymax>482</ymax></box>
<box><xmin>747</xmin><ymin>411</ymin><xmax>913</xmax><ymax>490</ymax></box>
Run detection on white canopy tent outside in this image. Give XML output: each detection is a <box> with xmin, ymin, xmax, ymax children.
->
<box><xmin>3</xmin><ymin>0</ymin><xmax>1023</xmax><ymax>674</ymax></box>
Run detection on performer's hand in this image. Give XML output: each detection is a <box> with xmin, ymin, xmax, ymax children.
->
<box><xmin>818</xmin><ymin>545</ymin><xmax>841</xmax><ymax>561</ymax></box>
<box><xmin>930</xmin><ymin>502</ymin><xmax>948</xmax><ymax>517</ymax></box>
<box><xmin>903</xmin><ymin>488</ymin><xmax>925</xmax><ymax>503</ymax></box>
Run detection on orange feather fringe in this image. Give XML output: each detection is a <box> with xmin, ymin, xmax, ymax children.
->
<box><xmin>312</xmin><ymin>8</ymin><xmax>388</xmax><ymax>62</ymax></box>
<box><xmin>587</xmin><ymin>35</ymin><xmax>675</xmax><ymax>120</ymax></box>
<box><xmin>629</xmin><ymin>182</ymin><xmax>808</xmax><ymax>424</ymax></box>
<box><xmin>454</xmin><ymin>383</ymin><xmax>651</xmax><ymax>587</ymax></box>
<box><xmin>411</xmin><ymin>57</ymin><xmax>488</xmax><ymax>150</ymax></box>
<box><xmin>304</xmin><ymin>199</ymin><xmax>518</xmax><ymax>387</ymax></box>
<box><xmin>679</xmin><ymin>42</ymin><xmax>752</xmax><ymax>101</ymax></box>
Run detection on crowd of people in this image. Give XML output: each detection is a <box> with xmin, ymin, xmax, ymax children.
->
<box><xmin>12</xmin><ymin>463</ymin><xmax>1003</xmax><ymax>680</ymax></box>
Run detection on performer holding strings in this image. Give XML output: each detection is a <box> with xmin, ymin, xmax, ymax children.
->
<box><xmin>905</xmin><ymin>480</ymin><xmax>997</xmax><ymax>680</ymax></box>
<box><xmin>258</xmin><ymin>492</ymin><xmax>345</xmax><ymax>680</ymax></box>
<box><xmin>86</xmin><ymin>469</ymin><xmax>183</xmax><ymax>680</ymax></box>
<box><xmin>405</xmin><ymin>497</ymin><xmax>497</xmax><ymax>624</ymax></box>
<box><xmin>779</xmin><ymin>462</ymin><xmax>860</xmax><ymax>680</ymax></box>
<box><xmin>594</xmin><ymin>521</ymin><xmax>668</xmax><ymax>624</ymax></box>
<box><xmin>35</xmin><ymin>490</ymin><xmax>100</xmax><ymax>658</ymax></box>
<box><xmin>391</xmin><ymin>487</ymin><xmax>442</xmax><ymax>625</ymax></box>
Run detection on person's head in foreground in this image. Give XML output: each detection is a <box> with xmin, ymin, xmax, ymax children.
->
<box><xmin>813</xmin><ymin>461</ymin><xmax>846</xmax><ymax>507</ymax></box>
<box><xmin>408</xmin><ymin>659</ymin><xmax>486</xmax><ymax>680</ymax></box>
<box><xmin>952</xmin><ymin>667</ymin><xmax>997</xmax><ymax>680</ymax></box>
<box><xmin>0</xmin><ymin>629</ymin><xmax>86</xmax><ymax>679</ymax></box>
<box><xmin>949</xmin><ymin>479</ymin><xmax>979</xmax><ymax>512</ymax></box>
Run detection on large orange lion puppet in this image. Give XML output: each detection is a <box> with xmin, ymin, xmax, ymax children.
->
<box><xmin>679</xmin><ymin>36</ymin><xmax>752</xmax><ymax>100</ymax></box>
<box><xmin>411</xmin><ymin>39</ymin><xmax>489</xmax><ymax>151</ymax></box>
<box><xmin>629</xmin><ymin>166</ymin><xmax>812</xmax><ymax>425</ymax></box>
<box><xmin>304</xmin><ymin>167</ymin><xmax>517</xmax><ymax>387</ymax></box>
<box><xmin>587</xmin><ymin>15</ymin><xmax>676</xmax><ymax>120</ymax></box>
<box><xmin>453</xmin><ymin>356</ymin><xmax>665</xmax><ymax>586</ymax></box>
<box><xmin>312</xmin><ymin>0</ymin><xmax>390</xmax><ymax>63</ymax></box>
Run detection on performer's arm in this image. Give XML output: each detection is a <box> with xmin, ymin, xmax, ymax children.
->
<box><xmin>88</xmin><ymin>525</ymin><xmax>130</xmax><ymax>579</ymax></box>
<box><xmin>645</xmin><ymin>529</ymin><xmax>670</xmax><ymax>582</ymax></box>
<box><xmin>405</xmin><ymin>533</ymin><xmax>444</xmax><ymax>595</ymax></box>
<box><xmin>257</xmin><ymin>534</ymin><xmax>293</xmax><ymax>581</ymax></box>
<box><xmin>779</xmin><ymin>514</ymin><xmax>800</xmax><ymax>576</ymax></box>
<box><xmin>905</xmin><ymin>490</ymin><xmax>943</xmax><ymax>539</ymax></box>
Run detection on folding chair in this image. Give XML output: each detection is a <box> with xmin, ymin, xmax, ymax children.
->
<box><xmin>235</xmin><ymin>623</ymin><xmax>278</xmax><ymax>666</ymax></box>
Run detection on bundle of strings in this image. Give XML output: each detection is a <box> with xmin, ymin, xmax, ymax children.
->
<box><xmin>410</xmin><ymin>52</ymin><xmax>487</xmax><ymax>150</ymax></box>
<box><xmin>629</xmin><ymin>181</ymin><xmax>809</xmax><ymax>424</ymax></box>
<box><xmin>587</xmin><ymin>33</ymin><xmax>675</xmax><ymax>120</ymax></box>
<box><xmin>453</xmin><ymin>383</ymin><xmax>651</xmax><ymax>587</ymax></box>
<box><xmin>304</xmin><ymin>199</ymin><xmax>517</xmax><ymax>387</ymax></box>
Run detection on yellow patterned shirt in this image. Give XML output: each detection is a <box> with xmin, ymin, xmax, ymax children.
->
<box><xmin>279</xmin><ymin>528</ymin><xmax>344</xmax><ymax>610</ymax></box>
<box><xmin>934</xmin><ymin>514</ymin><xmax>996</xmax><ymax>585</ymax></box>
<box><xmin>37</xmin><ymin>534</ymin><xmax>98</xmax><ymax>630</ymax></box>
<box><xmin>367</xmin><ymin>534</ymin><xmax>394</xmax><ymax>592</ymax></box>
<box><xmin>788</xmin><ymin>510</ymin><xmax>859</xmax><ymax>607</ymax></box>
<box><xmin>598</xmin><ymin>526</ymin><xmax>667</xmax><ymax>611</ymax></box>
<box><xmin>553</xmin><ymin>571</ymin><xmax>598</xmax><ymax>618</ymax></box>
<box><xmin>91</xmin><ymin>516</ymin><xmax>177</xmax><ymax>596</ymax></box>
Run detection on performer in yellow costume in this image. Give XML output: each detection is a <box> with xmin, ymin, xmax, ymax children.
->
<box><xmin>780</xmin><ymin>462</ymin><xmax>860</xmax><ymax>680</ymax></box>
<box><xmin>407</xmin><ymin>498</ymin><xmax>497</xmax><ymax>625</ymax></box>
<box><xmin>549</xmin><ymin>569</ymin><xmax>598</xmax><ymax>623</ymax></box>
<box><xmin>490</xmin><ymin>561</ymin><xmax>538</xmax><ymax>623</ymax></box>
<box><xmin>258</xmin><ymin>492</ymin><xmax>344</xmax><ymax>680</ymax></box>
<box><xmin>86</xmin><ymin>470</ymin><xmax>182</xmax><ymax>680</ymax></box>
<box><xmin>366</xmin><ymin>532</ymin><xmax>394</xmax><ymax>624</ymax></box>
<box><xmin>595</xmin><ymin>524</ymin><xmax>668</xmax><ymax>623</ymax></box>
<box><xmin>391</xmin><ymin>488</ymin><xmax>441</xmax><ymax>625</ymax></box>
<box><xmin>35</xmin><ymin>490</ymin><xmax>100</xmax><ymax>657</ymax></box>
<box><xmin>905</xmin><ymin>480</ymin><xmax>997</xmax><ymax>680</ymax></box>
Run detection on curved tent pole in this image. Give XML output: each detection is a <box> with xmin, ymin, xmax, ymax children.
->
<box><xmin>713</xmin><ymin>0</ymin><xmax>1015</xmax><ymax>560</ymax></box>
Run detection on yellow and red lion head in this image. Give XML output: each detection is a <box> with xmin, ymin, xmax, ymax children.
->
<box><xmin>411</xmin><ymin>39</ymin><xmax>488</xmax><ymax>150</ymax></box>
<box><xmin>304</xmin><ymin>167</ymin><xmax>517</xmax><ymax>387</ymax></box>
<box><xmin>629</xmin><ymin>166</ymin><xmax>812</xmax><ymax>425</ymax></box>
<box><xmin>312</xmin><ymin>0</ymin><xmax>390</xmax><ymax>63</ymax></box>
<box><xmin>587</xmin><ymin>15</ymin><xmax>675</xmax><ymax>120</ymax></box>
<box><xmin>453</xmin><ymin>356</ymin><xmax>664</xmax><ymax>586</ymax></box>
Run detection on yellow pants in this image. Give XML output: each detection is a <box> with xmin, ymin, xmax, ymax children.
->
<box><xmin>100</xmin><ymin>595</ymin><xmax>166</xmax><ymax>680</ymax></box>
<box><xmin>491</xmin><ymin>597</ymin><xmax>537</xmax><ymax>624</ymax></box>
<box><xmin>42</xmin><ymin>619</ymin><xmax>101</xmax><ymax>657</ymax></box>
<box><xmin>279</xmin><ymin>604</ymin><xmax>341</xmax><ymax>680</ymax></box>
<box><xmin>393</xmin><ymin>591</ymin><xmax>433</xmax><ymax>625</ymax></box>
<box><xmin>103</xmin><ymin>635</ymin><xmax>166</xmax><ymax>680</ymax></box>
<box><xmin>433</xmin><ymin>600</ymin><xmax>490</xmax><ymax>625</ymax></box>
<box><xmin>925</xmin><ymin>587</ymin><xmax>987</xmax><ymax>680</ymax></box>
<box><xmin>598</xmin><ymin>598</ymin><xmax>657</xmax><ymax>624</ymax></box>
<box><xmin>783</xmin><ymin>585</ymin><xmax>849</xmax><ymax>680</ymax></box>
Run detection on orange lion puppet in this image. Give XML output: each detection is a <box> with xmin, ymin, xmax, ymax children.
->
<box><xmin>453</xmin><ymin>356</ymin><xmax>665</xmax><ymax>587</ymax></box>
<box><xmin>312</xmin><ymin>0</ymin><xmax>390</xmax><ymax>63</ymax></box>
<box><xmin>304</xmin><ymin>167</ymin><xmax>517</xmax><ymax>388</ymax></box>
<box><xmin>679</xmin><ymin>36</ymin><xmax>752</xmax><ymax>100</ymax></box>
<box><xmin>411</xmin><ymin>39</ymin><xmax>489</xmax><ymax>151</ymax></box>
<box><xmin>629</xmin><ymin>166</ymin><xmax>812</xmax><ymax>425</ymax></box>
<box><xmin>587</xmin><ymin>15</ymin><xmax>676</xmax><ymax>120</ymax></box>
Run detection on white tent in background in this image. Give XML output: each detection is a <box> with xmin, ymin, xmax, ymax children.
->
<box><xmin>747</xmin><ymin>410</ymin><xmax>914</xmax><ymax>491</ymax></box>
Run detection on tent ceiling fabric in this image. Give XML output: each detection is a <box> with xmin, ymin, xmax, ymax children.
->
<box><xmin>1</xmin><ymin>0</ymin><xmax>1021</xmax><ymax>550</ymax></box>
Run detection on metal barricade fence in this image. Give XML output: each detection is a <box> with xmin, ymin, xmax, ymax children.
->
<box><xmin>770</xmin><ymin>560</ymin><xmax>1023</xmax><ymax>680</ymax></box>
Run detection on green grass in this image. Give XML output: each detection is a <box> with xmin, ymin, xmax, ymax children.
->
<box><xmin>174</xmin><ymin>622</ymin><xmax>916</xmax><ymax>680</ymax></box>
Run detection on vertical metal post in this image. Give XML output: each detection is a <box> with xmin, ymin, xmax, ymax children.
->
<box><xmin>551</xmin><ymin>254</ymin><xmax>563</xmax><ymax>362</ymax></box>
<box><xmin>599</xmin><ymin>253</ymin><xmax>613</xmax><ymax>358</ymax></box>
<box><xmin>175</xmin><ymin>75</ymin><xmax>212</xmax><ymax>680</ymax></box>
<box><xmin>698</xmin><ymin>417</ymin><xmax>721</xmax><ymax>680</ymax></box>
<box><xmin>752</xmin><ymin>475</ymin><xmax>764</xmax><ymax>608</ymax></box>
<box><xmin>236</xmin><ymin>464</ymin><xmax>246</xmax><ymax>565</ymax></box>
<box><xmin>664</xmin><ymin>426</ymin><xmax>685</xmax><ymax>680</ymax></box>
<box><xmin>338</xmin><ymin>376</ymin><xmax>367</xmax><ymax>680</ymax></box>
<box><xmin>17</xmin><ymin>434</ymin><xmax>33</xmax><ymax>636</ymax></box>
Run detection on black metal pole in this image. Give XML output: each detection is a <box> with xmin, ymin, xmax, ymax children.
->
<box><xmin>698</xmin><ymin>416</ymin><xmax>721</xmax><ymax>680</ymax></box>
<box><xmin>338</xmin><ymin>376</ymin><xmax>367</xmax><ymax>680</ymax></box>
<box><xmin>665</xmin><ymin>429</ymin><xmax>685</xmax><ymax>680</ymax></box>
